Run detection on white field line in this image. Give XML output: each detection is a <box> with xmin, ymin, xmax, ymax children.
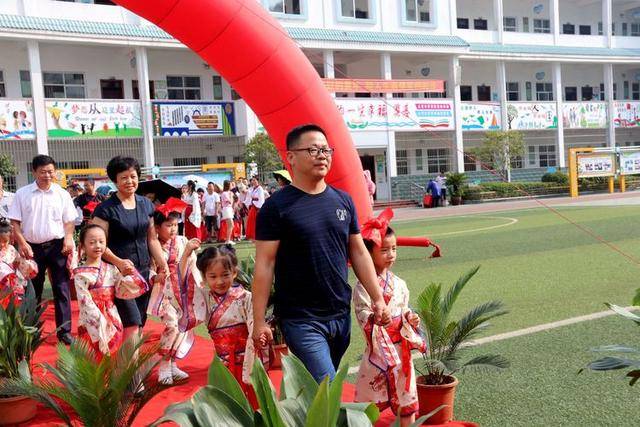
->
<box><xmin>347</xmin><ymin>306</ymin><xmax>636</xmax><ymax>374</ymax></box>
<box><xmin>427</xmin><ymin>216</ymin><xmax>518</xmax><ymax>237</ymax></box>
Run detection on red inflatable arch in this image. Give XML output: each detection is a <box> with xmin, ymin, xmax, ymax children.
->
<box><xmin>113</xmin><ymin>0</ymin><xmax>372</xmax><ymax>223</ymax></box>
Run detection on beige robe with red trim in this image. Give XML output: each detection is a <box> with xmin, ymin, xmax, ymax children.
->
<box><xmin>0</xmin><ymin>244</ymin><xmax>37</xmax><ymax>305</ymax></box>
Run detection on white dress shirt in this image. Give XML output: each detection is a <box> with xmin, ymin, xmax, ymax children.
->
<box><xmin>203</xmin><ymin>192</ymin><xmax>220</xmax><ymax>216</ymax></box>
<box><xmin>7</xmin><ymin>182</ymin><xmax>78</xmax><ymax>244</ymax></box>
<box><xmin>250</xmin><ymin>185</ymin><xmax>265</xmax><ymax>209</ymax></box>
<box><xmin>0</xmin><ymin>191</ymin><xmax>14</xmax><ymax>218</ymax></box>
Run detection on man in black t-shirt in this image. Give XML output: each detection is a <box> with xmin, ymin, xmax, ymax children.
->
<box><xmin>74</xmin><ymin>179</ymin><xmax>105</xmax><ymax>225</ymax></box>
<box><xmin>253</xmin><ymin>124</ymin><xmax>391</xmax><ymax>383</ymax></box>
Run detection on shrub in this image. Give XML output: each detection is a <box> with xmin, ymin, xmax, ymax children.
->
<box><xmin>541</xmin><ymin>172</ymin><xmax>569</xmax><ymax>184</ymax></box>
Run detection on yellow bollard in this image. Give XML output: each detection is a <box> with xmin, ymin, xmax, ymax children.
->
<box><xmin>608</xmin><ymin>176</ymin><xmax>615</xmax><ymax>193</ymax></box>
<box><xmin>620</xmin><ymin>175</ymin><xmax>626</xmax><ymax>193</ymax></box>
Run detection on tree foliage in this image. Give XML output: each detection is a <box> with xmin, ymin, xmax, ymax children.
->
<box><xmin>0</xmin><ymin>153</ymin><xmax>17</xmax><ymax>181</ymax></box>
<box><xmin>244</xmin><ymin>133</ymin><xmax>283</xmax><ymax>182</ymax></box>
<box><xmin>471</xmin><ymin>130</ymin><xmax>524</xmax><ymax>182</ymax></box>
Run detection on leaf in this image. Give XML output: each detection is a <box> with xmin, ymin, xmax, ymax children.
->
<box><xmin>280</xmin><ymin>352</ymin><xmax>318</xmax><ymax>408</ymax></box>
<box><xmin>587</xmin><ymin>356</ymin><xmax>640</xmax><ymax>371</ymax></box>
<box><xmin>340</xmin><ymin>402</ymin><xmax>379</xmax><ymax>424</ymax></box>
<box><xmin>191</xmin><ymin>386</ymin><xmax>255</xmax><ymax>427</ymax></box>
<box><xmin>626</xmin><ymin>369</ymin><xmax>640</xmax><ymax>386</ymax></box>
<box><xmin>305</xmin><ymin>376</ymin><xmax>330</xmax><ymax>427</ymax></box>
<box><xmin>207</xmin><ymin>355</ymin><xmax>253</xmax><ymax>414</ymax></box>
<box><xmin>591</xmin><ymin>345</ymin><xmax>640</xmax><ymax>354</ymax></box>
<box><xmin>341</xmin><ymin>408</ymin><xmax>375</xmax><ymax>427</ymax></box>
<box><xmin>327</xmin><ymin>366</ymin><xmax>347</xmax><ymax>427</ymax></box>
<box><xmin>250</xmin><ymin>358</ymin><xmax>286</xmax><ymax>427</ymax></box>
<box><xmin>151</xmin><ymin>402</ymin><xmax>199</xmax><ymax>427</ymax></box>
<box><xmin>278</xmin><ymin>398</ymin><xmax>308</xmax><ymax>426</ymax></box>
<box><xmin>606</xmin><ymin>303</ymin><xmax>640</xmax><ymax>324</ymax></box>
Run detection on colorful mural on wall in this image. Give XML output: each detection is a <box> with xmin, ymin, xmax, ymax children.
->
<box><xmin>613</xmin><ymin>101</ymin><xmax>640</xmax><ymax>128</ymax></box>
<box><xmin>507</xmin><ymin>103</ymin><xmax>558</xmax><ymax>130</ymax></box>
<box><xmin>461</xmin><ymin>102</ymin><xmax>501</xmax><ymax>131</ymax></box>
<box><xmin>0</xmin><ymin>100</ymin><xmax>35</xmax><ymax>140</ymax></box>
<box><xmin>45</xmin><ymin>100</ymin><xmax>142</xmax><ymax>138</ymax></box>
<box><xmin>152</xmin><ymin>102</ymin><xmax>236</xmax><ymax>136</ymax></box>
<box><xmin>562</xmin><ymin>102</ymin><xmax>607</xmax><ymax>129</ymax></box>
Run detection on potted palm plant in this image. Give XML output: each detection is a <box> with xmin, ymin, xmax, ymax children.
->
<box><xmin>0</xmin><ymin>284</ymin><xmax>45</xmax><ymax>425</ymax></box>
<box><xmin>445</xmin><ymin>172</ymin><xmax>467</xmax><ymax>206</ymax></box>
<box><xmin>415</xmin><ymin>266</ymin><xmax>509</xmax><ymax>424</ymax></box>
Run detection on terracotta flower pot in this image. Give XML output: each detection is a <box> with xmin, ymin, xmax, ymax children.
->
<box><xmin>416</xmin><ymin>375</ymin><xmax>458</xmax><ymax>425</ymax></box>
<box><xmin>0</xmin><ymin>394</ymin><xmax>37</xmax><ymax>425</ymax></box>
<box><xmin>269</xmin><ymin>344</ymin><xmax>289</xmax><ymax>369</ymax></box>
<box><xmin>451</xmin><ymin>196</ymin><xmax>462</xmax><ymax>206</ymax></box>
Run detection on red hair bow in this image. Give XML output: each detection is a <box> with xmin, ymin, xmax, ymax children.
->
<box><xmin>84</xmin><ymin>201</ymin><xmax>99</xmax><ymax>214</ymax></box>
<box><xmin>361</xmin><ymin>208</ymin><xmax>394</xmax><ymax>247</ymax></box>
<box><xmin>156</xmin><ymin>197</ymin><xmax>188</xmax><ymax>216</ymax></box>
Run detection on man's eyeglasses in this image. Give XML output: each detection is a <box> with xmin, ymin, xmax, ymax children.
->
<box><xmin>289</xmin><ymin>147</ymin><xmax>335</xmax><ymax>157</ymax></box>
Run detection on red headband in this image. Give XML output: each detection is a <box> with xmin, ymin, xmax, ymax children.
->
<box><xmin>361</xmin><ymin>208</ymin><xmax>394</xmax><ymax>247</ymax></box>
<box><xmin>156</xmin><ymin>197</ymin><xmax>188</xmax><ymax>217</ymax></box>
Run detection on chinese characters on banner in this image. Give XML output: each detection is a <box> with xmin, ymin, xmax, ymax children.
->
<box><xmin>507</xmin><ymin>103</ymin><xmax>558</xmax><ymax>130</ymax></box>
<box><xmin>619</xmin><ymin>151</ymin><xmax>640</xmax><ymax>175</ymax></box>
<box><xmin>334</xmin><ymin>99</ymin><xmax>454</xmax><ymax>131</ymax></box>
<box><xmin>152</xmin><ymin>102</ymin><xmax>236</xmax><ymax>136</ymax></box>
<box><xmin>45</xmin><ymin>100</ymin><xmax>142</xmax><ymax>138</ymax></box>
<box><xmin>562</xmin><ymin>102</ymin><xmax>607</xmax><ymax>129</ymax></box>
<box><xmin>0</xmin><ymin>99</ymin><xmax>35</xmax><ymax>140</ymax></box>
<box><xmin>460</xmin><ymin>103</ymin><xmax>502</xmax><ymax>131</ymax></box>
<box><xmin>613</xmin><ymin>101</ymin><xmax>640</xmax><ymax>128</ymax></box>
<box><xmin>577</xmin><ymin>153</ymin><xmax>616</xmax><ymax>178</ymax></box>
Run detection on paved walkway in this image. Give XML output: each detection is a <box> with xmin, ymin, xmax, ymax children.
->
<box><xmin>380</xmin><ymin>190</ymin><xmax>640</xmax><ymax>222</ymax></box>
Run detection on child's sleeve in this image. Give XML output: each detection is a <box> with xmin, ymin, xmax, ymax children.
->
<box><xmin>352</xmin><ymin>282</ymin><xmax>374</xmax><ymax>329</ymax></box>
<box><xmin>75</xmin><ymin>272</ymin><xmax>111</xmax><ymax>354</ymax></box>
<box><xmin>115</xmin><ymin>267</ymin><xmax>149</xmax><ymax>300</ymax></box>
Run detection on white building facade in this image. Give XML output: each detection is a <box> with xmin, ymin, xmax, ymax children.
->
<box><xmin>0</xmin><ymin>0</ymin><xmax>639</xmax><ymax>200</ymax></box>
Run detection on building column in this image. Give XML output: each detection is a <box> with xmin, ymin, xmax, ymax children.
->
<box><xmin>603</xmin><ymin>0</ymin><xmax>612</xmax><ymax>47</ymax></box>
<box><xmin>27</xmin><ymin>41</ymin><xmax>48</xmax><ymax>155</ymax></box>
<box><xmin>450</xmin><ymin>56</ymin><xmax>464</xmax><ymax>173</ymax></box>
<box><xmin>604</xmin><ymin>63</ymin><xmax>616</xmax><ymax>148</ymax></box>
<box><xmin>323</xmin><ymin>50</ymin><xmax>335</xmax><ymax>97</ymax></box>
<box><xmin>552</xmin><ymin>62</ymin><xmax>566</xmax><ymax>167</ymax></box>
<box><xmin>494</xmin><ymin>0</ymin><xmax>504</xmax><ymax>43</ymax></box>
<box><xmin>496</xmin><ymin>60</ymin><xmax>508</xmax><ymax>129</ymax></box>
<box><xmin>551</xmin><ymin>0</ymin><xmax>560</xmax><ymax>45</ymax></box>
<box><xmin>135</xmin><ymin>46</ymin><xmax>156</xmax><ymax>168</ymax></box>
<box><xmin>380</xmin><ymin>52</ymin><xmax>396</xmax><ymax>199</ymax></box>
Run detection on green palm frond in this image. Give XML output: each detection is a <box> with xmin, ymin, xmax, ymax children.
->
<box><xmin>442</xmin><ymin>266</ymin><xmax>480</xmax><ymax>318</ymax></box>
<box><xmin>458</xmin><ymin>354</ymin><xmax>510</xmax><ymax>373</ymax></box>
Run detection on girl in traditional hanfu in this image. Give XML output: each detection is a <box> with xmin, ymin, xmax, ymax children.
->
<box><xmin>0</xmin><ymin>218</ymin><xmax>37</xmax><ymax>307</ymax></box>
<box><xmin>74</xmin><ymin>224</ymin><xmax>148</xmax><ymax>356</ymax></box>
<box><xmin>353</xmin><ymin>208</ymin><xmax>426</xmax><ymax>427</ymax></box>
<box><xmin>195</xmin><ymin>245</ymin><xmax>268</xmax><ymax>400</ymax></box>
<box><xmin>147</xmin><ymin>197</ymin><xmax>204</xmax><ymax>385</ymax></box>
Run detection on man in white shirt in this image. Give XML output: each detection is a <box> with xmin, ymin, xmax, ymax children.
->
<box><xmin>203</xmin><ymin>182</ymin><xmax>220</xmax><ymax>241</ymax></box>
<box><xmin>0</xmin><ymin>175</ymin><xmax>14</xmax><ymax>218</ymax></box>
<box><xmin>8</xmin><ymin>155</ymin><xmax>78</xmax><ymax>345</ymax></box>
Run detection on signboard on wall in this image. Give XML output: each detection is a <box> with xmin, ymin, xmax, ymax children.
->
<box><xmin>0</xmin><ymin>99</ymin><xmax>35</xmax><ymax>140</ymax></box>
<box><xmin>576</xmin><ymin>153</ymin><xmax>616</xmax><ymax>178</ymax></box>
<box><xmin>613</xmin><ymin>101</ymin><xmax>640</xmax><ymax>128</ymax></box>
<box><xmin>460</xmin><ymin>103</ymin><xmax>501</xmax><ymax>131</ymax></box>
<box><xmin>619</xmin><ymin>151</ymin><xmax>640</xmax><ymax>175</ymax></box>
<box><xmin>334</xmin><ymin>99</ymin><xmax>454</xmax><ymax>131</ymax></box>
<box><xmin>45</xmin><ymin>100</ymin><xmax>142</xmax><ymax>138</ymax></box>
<box><xmin>562</xmin><ymin>102</ymin><xmax>607</xmax><ymax>129</ymax></box>
<box><xmin>507</xmin><ymin>103</ymin><xmax>558</xmax><ymax>130</ymax></box>
<box><xmin>152</xmin><ymin>102</ymin><xmax>236</xmax><ymax>136</ymax></box>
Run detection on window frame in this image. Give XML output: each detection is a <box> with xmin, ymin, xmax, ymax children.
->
<box><xmin>426</xmin><ymin>148</ymin><xmax>450</xmax><ymax>174</ymax></box>
<box><xmin>631</xmin><ymin>23</ymin><xmax>640</xmax><ymax>37</ymax></box>
<box><xmin>565</xmin><ymin>86</ymin><xmax>577</xmax><ymax>101</ymax></box>
<box><xmin>262</xmin><ymin>0</ymin><xmax>307</xmax><ymax>20</ymax></box>
<box><xmin>533</xmin><ymin>18</ymin><xmax>550</xmax><ymax>34</ymax></box>
<box><xmin>19</xmin><ymin>70</ymin><xmax>32</xmax><ymax>98</ymax></box>
<box><xmin>166</xmin><ymin>75</ymin><xmax>201</xmax><ymax>100</ymax></box>
<box><xmin>503</xmin><ymin>16</ymin><xmax>517</xmax><ymax>32</ymax></box>
<box><xmin>212</xmin><ymin>75</ymin><xmax>223</xmax><ymax>101</ymax></box>
<box><xmin>562</xmin><ymin>23</ymin><xmax>575</xmax><ymax>34</ymax></box>
<box><xmin>536</xmin><ymin>82</ymin><xmax>553</xmax><ymax>101</ymax></box>
<box><xmin>579</xmin><ymin>25</ymin><xmax>591</xmax><ymax>35</ymax></box>
<box><xmin>415</xmin><ymin>148</ymin><xmax>424</xmax><ymax>172</ymax></box>
<box><xmin>506</xmin><ymin>82</ymin><xmax>519</xmax><ymax>101</ymax></box>
<box><xmin>460</xmin><ymin>85</ymin><xmax>472</xmax><ymax>101</ymax></box>
<box><xmin>474</xmin><ymin>18</ymin><xmax>488</xmax><ymax>30</ymax></box>
<box><xmin>401</xmin><ymin>0</ymin><xmax>436</xmax><ymax>28</ymax></box>
<box><xmin>457</xmin><ymin>17</ymin><xmax>469</xmax><ymax>29</ymax></box>
<box><xmin>0</xmin><ymin>70</ymin><xmax>5</xmax><ymax>98</ymax></box>
<box><xmin>43</xmin><ymin>71</ymin><xmax>86</xmax><ymax>99</ymax></box>
<box><xmin>173</xmin><ymin>157</ymin><xmax>207</xmax><ymax>167</ymax></box>
<box><xmin>632</xmin><ymin>82</ymin><xmax>639</xmax><ymax>101</ymax></box>
<box><xmin>335</xmin><ymin>0</ymin><xmax>377</xmax><ymax>24</ymax></box>
<box><xmin>396</xmin><ymin>149</ymin><xmax>408</xmax><ymax>175</ymax></box>
<box><xmin>538</xmin><ymin>145</ymin><xmax>557</xmax><ymax>168</ymax></box>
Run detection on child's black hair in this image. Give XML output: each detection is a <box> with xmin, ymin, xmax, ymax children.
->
<box><xmin>152</xmin><ymin>210</ymin><xmax>182</xmax><ymax>226</ymax></box>
<box><xmin>197</xmin><ymin>244</ymin><xmax>238</xmax><ymax>275</ymax></box>
<box><xmin>78</xmin><ymin>223</ymin><xmax>106</xmax><ymax>245</ymax></box>
<box><xmin>363</xmin><ymin>226</ymin><xmax>395</xmax><ymax>253</ymax></box>
<box><xmin>0</xmin><ymin>217</ymin><xmax>11</xmax><ymax>234</ymax></box>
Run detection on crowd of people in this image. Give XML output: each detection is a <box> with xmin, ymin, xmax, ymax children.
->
<box><xmin>0</xmin><ymin>124</ymin><xmax>427</xmax><ymax>426</ymax></box>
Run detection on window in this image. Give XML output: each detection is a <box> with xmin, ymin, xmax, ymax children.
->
<box><xmin>100</xmin><ymin>79</ymin><xmax>124</xmax><ymax>99</ymax></box>
<box><xmin>464</xmin><ymin>153</ymin><xmax>477</xmax><ymax>172</ymax></box>
<box><xmin>562</xmin><ymin>23</ymin><xmax>575</xmax><ymax>34</ymax></box>
<box><xmin>213</xmin><ymin>76</ymin><xmax>223</xmax><ymax>100</ymax></box>
<box><xmin>528</xmin><ymin>146</ymin><xmax>536</xmax><ymax>166</ymax></box>
<box><xmin>525</xmin><ymin>81</ymin><xmax>532</xmax><ymax>101</ymax></box>
<box><xmin>166</xmin><ymin>75</ymin><xmax>201</xmax><ymax>100</ymax></box>
<box><xmin>622</xmin><ymin>22</ymin><xmax>628</xmax><ymax>36</ymax></box>
<box><xmin>460</xmin><ymin>85</ymin><xmax>472</xmax><ymax>101</ymax></box>
<box><xmin>600</xmin><ymin>83</ymin><xmax>605</xmax><ymax>100</ymax></box>
<box><xmin>523</xmin><ymin>17</ymin><xmax>529</xmax><ymax>32</ymax></box>
<box><xmin>632</xmin><ymin>23</ymin><xmax>640</xmax><ymax>36</ymax></box>
<box><xmin>565</xmin><ymin>87</ymin><xmax>577</xmax><ymax>101</ymax></box>
<box><xmin>579</xmin><ymin>25</ymin><xmax>591</xmax><ymax>35</ymax></box>
<box><xmin>538</xmin><ymin>145</ymin><xmax>556</xmax><ymax>167</ymax></box>
<box><xmin>474</xmin><ymin>18</ymin><xmax>488</xmax><ymax>30</ymax></box>
<box><xmin>217</xmin><ymin>155</ymin><xmax>226</xmax><ymax>164</ymax></box>
<box><xmin>132</xmin><ymin>80</ymin><xmax>156</xmax><ymax>100</ymax></box>
<box><xmin>503</xmin><ymin>17</ymin><xmax>517</xmax><ymax>32</ymax></box>
<box><xmin>598</xmin><ymin>21</ymin><xmax>603</xmax><ymax>35</ymax></box>
<box><xmin>43</xmin><ymin>72</ymin><xmax>85</xmax><ymax>98</ymax></box>
<box><xmin>173</xmin><ymin>157</ymin><xmax>207</xmax><ymax>167</ymax></box>
<box><xmin>612</xmin><ymin>23</ymin><xmax>615</xmax><ymax>36</ymax></box>
<box><xmin>581</xmin><ymin>86</ymin><xmax>593</xmax><ymax>101</ymax></box>
<box><xmin>404</xmin><ymin>0</ymin><xmax>431</xmax><ymax>24</ymax></box>
<box><xmin>510</xmin><ymin>156</ymin><xmax>523</xmax><ymax>169</ymax></box>
<box><xmin>507</xmin><ymin>82</ymin><xmax>519</xmax><ymax>101</ymax></box>
<box><xmin>415</xmin><ymin>149</ymin><xmax>423</xmax><ymax>172</ymax></box>
<box><xmin>427</xmin><ymin>149</ymin><xmax>450</xmax><ymax>174</ymax></box>
<box><xmin>614</xmin><ymin>83</ymin><xmax>617</xmax><ymax>100</ymax></box>
<box><xmin>477</xmin><ymin>85</ymin><xmax>491</xmax><ymax>101</ymax></box>
<box><xmin>231</xmin><ymin>88</ymin><xmax>241</xmax><ymax>101</ymax></box>
<box><xmin>267</xmin><ymin>0</ymin><xmax>301</xmax><ymax>15</ymax></box>
<box><xmin>536</xmin><ymin>82</ymin><xmax>553</xmax><ymax>101</ymax></box>
<box><xmin>57</xmin><ymin>161</ymin><xmax>90</xmax><ymax>170</ymax></box>
<box><xmin>340</xmin><ymin>0</ymin><xmax>371</xmax><ymax>20</ymax></box>
<box><xmin>457</xmin><ymin>18</ymin><xmax>469</xmax><ymax>29</ymax></box>
<box><xmin>20</xmin><ymin>70</ymin><xmax>31</xmax><ymax>98</ymax></box>
<box><xmin>633</xmin><ymin>83</ymin><xmax>639</xmax><ymax>101</ymax></box>
<box><xmin>0</xmin><ymin>71</ymin><xmax>5</xmax><ymax>97</ymax></box>
<box><xmin>233</xmin><ymin>156</ymin><xmax>243</xmax><ymax>163</ymax></box>
<box><xmin>533</xmin><ymin>19</ymin><xmax>550</xmax><ymax>33</ymax></box>
<box><xmin>624</xmin><ymin>81</ymin><xmax>629</xmax><ymax>100</ymax></box>
<box><xmin>396</xmin><ymin>150</ymin><xmax>408</xmax><ymax>175</ymax></box>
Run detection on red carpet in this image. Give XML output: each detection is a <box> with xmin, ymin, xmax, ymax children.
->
<box><xmin>25</xmin><ymin>303</ymin><xmax>474</xmax><ymax>427</ymax></box>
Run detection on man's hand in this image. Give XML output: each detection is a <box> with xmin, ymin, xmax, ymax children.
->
<box><xmin>252</xmin><ymin>320</ymin><xmax>273</xmax><ymax>349</ymax></box>
<box><xmin>61</xmin><ymin>235</ymin><xmax>75</xmax><ymax>256</ymax></box>
<box><xmin>18</xmin><ymin>242</ymin><xmax>33</xmax><ymax>259</ymax></box>
<box><xmin>372</xmin><ymin>299</ymin><xmax>391</xmax><ymax>326</ymax></box>
<box><xmin>116</xmin><ymin>259</ymin><xmax>135</xmax><ymax>276</ymax></box>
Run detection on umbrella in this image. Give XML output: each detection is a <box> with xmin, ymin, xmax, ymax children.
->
<box><xmin>96</xmin><ymin>183</ymin><xmax>116</xmax><ymax>196</ymax></box>
<box><xmin>136</xmin><ymin>179</ymin><xmax>182</xmax><ymax>203</ymax></box>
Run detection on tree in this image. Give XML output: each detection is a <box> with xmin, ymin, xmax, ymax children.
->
<box><xmin>0</xmin><ymin>153</ymin><xmax>17</xmax><ymax>188</ymax></box>
<box><xmin>471</xmin><ymin>130</ymin><xmax>524</xmax><ymax>182</ymax></box>
<box><xmin>244</xmin><ymin>132</ymin><xmax>283</xmax><ymax>182</ymax></box>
